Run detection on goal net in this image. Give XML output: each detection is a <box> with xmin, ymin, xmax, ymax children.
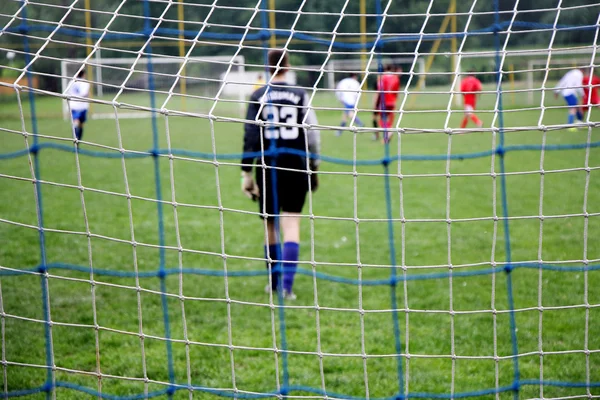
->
<box><xmin>0</xmin><ymin>1</ymin><xmax>599</xmax><ymax>400</ymax></box>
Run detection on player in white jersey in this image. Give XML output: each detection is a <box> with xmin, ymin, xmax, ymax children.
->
<box><xmin>335</xmin><ymin>73</ymin><xmax>364</xmax><ymax>136</ymax></box>
<box><xmin>554</xmin><ymin>68</ymin><xmax>584</xmax><ymax>130</ymax></box>
<box><xmin>66</xmin><ymin>69</ymin><xmax>91</xmax><ymax>141</ymax></box>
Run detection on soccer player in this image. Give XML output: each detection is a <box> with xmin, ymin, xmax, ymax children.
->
<box><xmin>459</xmin><ymin>71</ymin><xmax>483</xmax><ymax>129</ymax></box>
<box><xmin>554</xmin><ymin>68</ymin><xmax>584</xmax><ymax>129</ymax></box>
<box><xmin>241</xmin><ymin>49</ymin><xmax>321</xmax><ymax>300</ymax></box>
<box><xmin>374</xmin><ymin>64</ymin><xmax>400</xmax><ymax>143</ymax></box>
<box><xmin>66</xmin><ymin>69</ymin><xmax>90</xmax><ymax>141</ymax></box>
<box><xmin>581</xmin><ymin>67</ymin><xmax>600</xmax><ymax>115</ymax></box>
<box><xmin>335</xmin><ymin>73</ymin><xmax>364</xmax><ymax>136</ymax></box>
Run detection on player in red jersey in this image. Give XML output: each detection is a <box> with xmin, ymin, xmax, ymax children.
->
<box><xmin>374</xmin><ymin>64</ymin><xmax>400</xmax><ymax>142</ymax></box>
<box><xmin>582</xmin><ymin>67</ymin><xmax>600</xmax><ymax>114</ymax></box>
<box><xmin>459</xmin><ymin>71</ymin><xmax>483</xmax><ymax>129</ymax></box>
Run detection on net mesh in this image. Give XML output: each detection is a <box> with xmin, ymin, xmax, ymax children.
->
<box><xmin>0</xmin><ymin>0</ymin><xmax>599</xmax><ymax>399</ymax></box>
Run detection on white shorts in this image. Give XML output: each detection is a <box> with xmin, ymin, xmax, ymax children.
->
<box><xmin>464</xmin><ymin>104</ymin><xmax>474</xmax><ymax>113</ymax></box>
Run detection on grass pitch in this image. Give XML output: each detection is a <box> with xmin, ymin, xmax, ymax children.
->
<box><xmin>0</xmin><ymin>89</ymin><xmax>599</xmax><ymax>399</ymax></box>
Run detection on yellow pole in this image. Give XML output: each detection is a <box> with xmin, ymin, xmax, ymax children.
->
<box><xmin>450</xmin><ymin>0</ymin><xmax>458</xmax><ymax>106</ymax></box>
<box><xmin>269</xmin><ymin>0</ymin><xmax>276</xmax><ymax>49</ymax></box>
<box><xmin>509</xmin><ymin>63</ymin><xmax>515</xmax><ymax>106</ymax></box>
<box><xmin>178</xmin><ymin>1</ymin><xmax>187</xmax><ymax>110</ymax></box>
<box><xmin>360</xmin><ymin>0</ymin><xmax>367</xmax><ymax>82</ymax></box>
<box><xmin>450</xmin><ymin>0</ymin><xmax>457</xmax><ymax>73</ymax></box>
<box><xmin>409</xmin><ymin>0</ymin><xmax>455</xmax><ymax>108</ymax></box>
<box><xmin>408</xmin><ymin>12</ymin><xmax>451</xmax><ymax>109</ymax></box>
<box><xmin>84</xmin><ymin>0</ymin><xmax>94</xmax><ymax>111</ymax></box>
<box><xmin>415</xmin><ymin>13</ymin><xmax>451</xmax><ymax>91</ymax></box>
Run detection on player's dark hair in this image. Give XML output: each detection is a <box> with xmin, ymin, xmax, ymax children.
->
<box><xmin>268</xmin><ymin>50</ymin><xmax>289</xmax><ymax>76</ymax></box>
<box><xmin>349</xmin><ymin>72</ymin><xmax>358</xmax><ymax>79</ymax></box>
<box><xmin>385</xmin><ymin>64</ymin><xmax>394</xmax><ymax>72</ymax></box>
<box><xmin>77</xmin><ymin>69</ymin><xmax>85</xmax><ymax>78</ymax></box>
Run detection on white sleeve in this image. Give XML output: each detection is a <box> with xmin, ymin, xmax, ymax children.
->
<box><xmin>554</xmin><ymin>74</ymin><xmax>567</xmax><ymax>94</ymax></box>
<box><xmin>335</xmin><ymin>81</ymin><xmax>344</xmax><ymax>102</ymax></box>
<box><xmin>303</xmin><ymin>94</ymin><xmax>320</xmax><ymax>169</ymax></box>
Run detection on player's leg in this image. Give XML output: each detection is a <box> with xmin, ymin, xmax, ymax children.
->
<box><xmin>382</xmin><ymin>104</ymin><xmax>395</xmax><ymax>143</ymax></box>
<box><xmin>72</xmin><ymin>118</ymin><xmax>82</xmax><ymax>140</ymax></box>
<box><xmin>461</xmin><ymin>104</ymin><xmax>473</xmax><ymax>128</ymax></box>
<box><xmin>265</xmin><ymin>220</ymin><xmax>280</xmax><ymax>291</ymax></box>
<box><xmin>468</xmin><ymin>106</ymin><xmax>483</xmax><ymax>127</ymax></box>
<box><xmin>71</xmin><ymin>110</ymin><xmax>82</xmax><ymax>140</ymax></box>
<box><xmin>280</xmin><ymin>212</ymin><xmax>300</xmax><ymax>299</ymax></box>
<box><xmin>73</xmin><ymin>110</ymin><xmax>87</xmax><ymax>140</ymax></box>
<box><xmin>576</xmin><ymin>108</ymin><xmax>584</xmax><ymax>123</ymax></box>
<box><xmin>564</xmin><ymin>94</ymin><xmax>578</xmax><ymax>126</ymax></box>
<box><xmin>336</xmin><ymin>105</ymin><xmax>348</xmax><ymax>136</ymax></box>
<box><xmin>373</xmin><ymin>94</ymin><xmax>381</xmax><ymax>141</ymax></box>
<box><xmin>277</xmin><ymin>172</ymin><xmax>308</xmax><ymax>299</ymax></box>
<box><xmin>372</xmin><ymin>113</ymin><xmax>380</xmax><ymax>141</ymax></box>
<box><xmin>257</xmin><ymin>172</ymin><xmax>281</xmax><ymax>292</ymax></box>
<box><xmin>349</xmin><ymin>105</ymin><xmax>364</xmax><ymax>127</ymax></box>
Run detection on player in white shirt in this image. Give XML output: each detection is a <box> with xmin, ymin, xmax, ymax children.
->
<box><xmin>335</xmin><ymin>73</ymin><xmax>364</xmax><ymax>136</ymax></box>
<box><xmin>554</xmin><ymin>68</ymin><xmax>584</xmax><ymax>129</ymax></box>
<box><xmin>66</xmin><ymin>69</ymin><xmax>91</xmax><ymax>141</ymax></box>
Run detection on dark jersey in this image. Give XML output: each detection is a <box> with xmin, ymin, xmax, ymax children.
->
<box><xmin>241</xmin><ymin>82</ymin><xmax>320</xmax><ymax>174</ymax></box>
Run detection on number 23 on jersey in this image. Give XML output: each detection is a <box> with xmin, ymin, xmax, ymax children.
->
<box><xmin>262</xmin><ymin>105</ymin><xmax>299</xmax><ymax>140</ymax></box>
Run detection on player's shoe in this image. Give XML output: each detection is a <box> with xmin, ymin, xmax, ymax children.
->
<box><xmin>264</xmin><ymin>284</ymin><xmax>297</xmax><ymax>301</ymax></box>
<box><xmin>335</xmin><ymin>130</ymin><xmax>342</xmax><ymax>136</ymax></box>
<box><xmin>282</xmin><ymin>290</ymin><xmax>297</xmax><ymax>301</ymax></box>
<box><xmin>568</xmin><ymin>127</ymin><xmax>578</xmax><ymax>132</ymax></box>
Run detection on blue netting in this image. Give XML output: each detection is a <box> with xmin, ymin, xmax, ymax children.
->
<box><xmin>1</xmin><ymin>0</ymin><xmax>599</xmax><ymax>398</ymax></box>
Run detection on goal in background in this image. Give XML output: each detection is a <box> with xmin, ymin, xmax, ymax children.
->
<box><xmin>61</xmin><ymin>55</ymin><xmax>247</xmax><ymax>119</ymax></box>
<box><xmin>0</xmin><ymin>0</ymin><xmax>599</xmax><ymax>399</ymax></box>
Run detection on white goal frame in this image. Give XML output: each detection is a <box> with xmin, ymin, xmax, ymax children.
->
<box><xmin>527</xmin><ymin>58</ymin><xmax>596</xmax><ymax>104</ymax></box>
<box><xmin>325</xmin><ymin>57</ymin><xmax>426</xmax><ymax>89</ymax></box>
<box><xmin>61</xmin><ymin>55</ymin><xmax>246</xmax><ymax>120</ymax></box>
<box><xmin>459</xmin><ymin>47</ymin><xmax>598</xmax><ymax>105</ymax></box>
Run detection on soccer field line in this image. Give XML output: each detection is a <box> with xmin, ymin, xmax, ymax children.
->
<box><xmin>0</xmin><ymin>140</ymin><xmax>599</xmax><ymax>165</ymax></box>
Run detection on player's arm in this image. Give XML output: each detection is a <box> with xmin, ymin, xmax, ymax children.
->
<box><xmin>241</xmin><ymin>93</ymin><xmax>261</xmax><ymax>199</ymax></box>
<box><xmin>554</xmin><ymin>74</ymin><xmax>567</xmax><ymax>97</ymax></box>
<box><xmin>304</xmin><ymin>94</ymin><xmax>321</xmax><ymax>191</ymax></box>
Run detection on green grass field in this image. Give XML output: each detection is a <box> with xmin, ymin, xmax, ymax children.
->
<box><xmin>0</xmin><ymin>88</ymin><xmax>599</xmax><ymax>400</ymax></box>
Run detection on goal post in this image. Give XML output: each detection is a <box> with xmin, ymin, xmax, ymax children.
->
<box><xmin>459</xmin><ymin>47</ymin><xmax>599</xmax><ymax>106</ymax></box>
<box><xmin>326</xmin><ymin>57</ymin><xmax>426</xmax><ymax>90</ymax></box>
<box><xmin>61</xmin><ymin>55</ymin><xmax>247</xmax><ymax>120</ymax></box>
<box><xmin>526</xmin><ymin>58</ymin><xmax>597</xmax><ymax>104</ymax></box>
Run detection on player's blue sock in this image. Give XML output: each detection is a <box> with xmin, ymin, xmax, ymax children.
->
<box><xmin>576</xmin><ymin>110</ymin><xmax>584</xmax><ymax>121</ymax></box>
<box><xmin>265</xmin><ymin>244</ymin><xmax>280</xmax><ymax>290</ymax></box>
<box><xmin>355</xmin><ymin>116</ymin><xmax>364</xmax><ymax>127</ymax></box>
<box><xmin>568</xmin><ymin>114</ymin><xmax>574</xmax><ymax>124</ymax></box>
<box><xmin>282</xmin><ymin>242</ymin><xmax>299</xmax><ymax>293</ymax></box>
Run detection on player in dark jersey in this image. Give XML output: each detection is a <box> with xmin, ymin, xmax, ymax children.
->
<box><xmin>241</xmin><ymin>49</ymin><xmax>321</xmax><ymax>300</ymax></box>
